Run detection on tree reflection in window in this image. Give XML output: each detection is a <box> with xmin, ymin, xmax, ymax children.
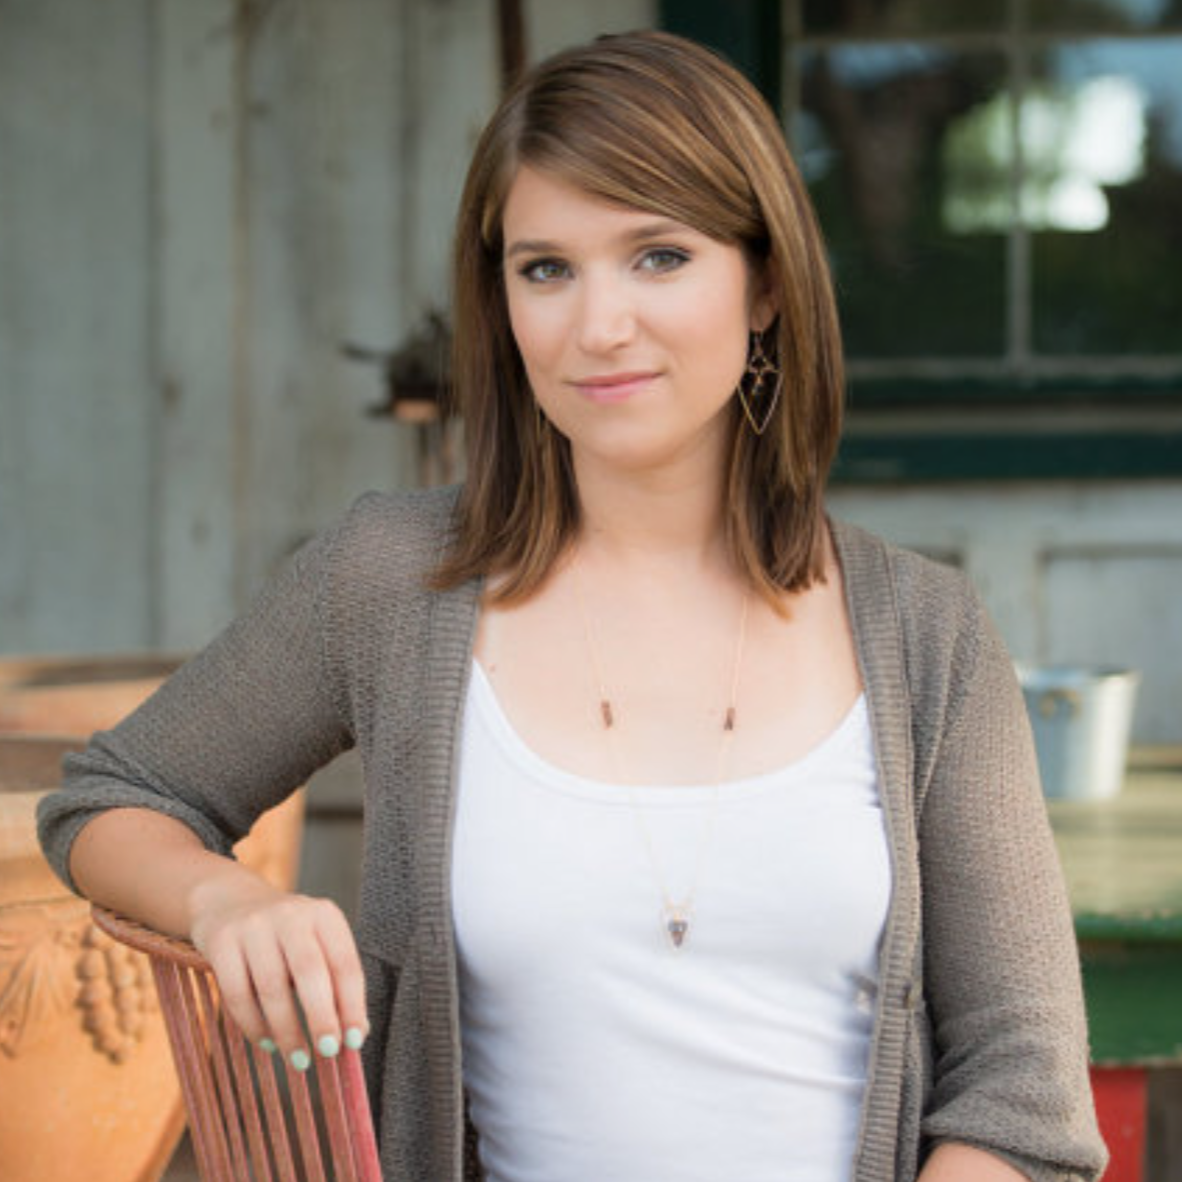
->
<box><xmin>1032</xmin><ymin>41</ymin><xmax>1182</xmax><ymax>353</ymax></box>
<box><xmin>788</xmin><ymin>0</ymin><xmax>1182</xmax><ymax>377</ymax></box>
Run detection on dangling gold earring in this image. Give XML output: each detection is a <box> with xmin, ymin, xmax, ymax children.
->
<box><xmin>736</xmin><ymin>330</ymin><xmax>783</xmax><ymax>436</ymax></box>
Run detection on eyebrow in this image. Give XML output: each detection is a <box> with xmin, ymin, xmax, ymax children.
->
<box><xmin>503</xmin><ymin>219</ymin><xmax>692</xmax><ymax>261</ymax></box>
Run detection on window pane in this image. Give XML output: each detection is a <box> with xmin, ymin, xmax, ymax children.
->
<box><xmin>1029</xmin><ymin>40</ymin><xmax>1182</xmax><ymax>354</ymax></box>
<box><xmin>1030</xmin><ymin>0</ymin><xmax>1182</xmax><ymax>33</ymax></box>
<box><xmin>796</xmin><ymin>46</ymin><xmax>1011</xmax><ymax>358</ymax></box>
<box><xmin>801</xmin><ymin>0</ymin><xmax>1007</xmax><ymax>36</ymax></box>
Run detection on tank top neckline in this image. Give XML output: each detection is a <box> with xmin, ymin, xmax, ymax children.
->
<box><xmin>468</xmin><ymin>659</ymin><xmax>869</xmax><ymax>805</ymax></box>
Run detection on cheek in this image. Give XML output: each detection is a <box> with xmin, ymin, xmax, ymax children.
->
<box><xmin>507</xmin><ymin>293</ymin><xmax>561</xmax><ymax>377</ymax></box>
<box><xmin>674</xmin><ymin>259</ymin><xmax>753</xmax><ymax>336</ymax></box>
<box><xmin>679</xmin><ymin>286</ymin><xmax>751</xmax><ymax>381</ymax></box>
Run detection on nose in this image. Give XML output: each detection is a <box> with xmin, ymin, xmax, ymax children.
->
<box><xmin>575</xmin><ymin>270</ymin><xmax>636</xmax><ymax>354</ymax></box>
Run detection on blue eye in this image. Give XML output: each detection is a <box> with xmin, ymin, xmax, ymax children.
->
<box><xmin>519</xmin><ymin>258</ymin><xmax>569</xmax><ymax>283</ymax></box>
<box><xmin>639</xmin><ymin>248</ymin><xmax>690</xmax><ymax>274</ymax></box>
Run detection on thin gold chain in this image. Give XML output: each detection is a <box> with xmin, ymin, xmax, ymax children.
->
<box><xmin>572</xmin><ymin>555</ymin><xmax>751</xmax><ymax>950</ymax></box>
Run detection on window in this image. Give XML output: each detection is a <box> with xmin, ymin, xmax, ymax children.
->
<box><xmin>662</xmin><ymin>0</ymin><xmax>1182</xmax><ymax>479</ymax></box>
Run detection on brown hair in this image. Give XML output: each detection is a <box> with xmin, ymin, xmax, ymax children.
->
<box><xmin>433</xmin><ymin>30</ymin><xmax>844</xmax><ymax>605</ymax></box>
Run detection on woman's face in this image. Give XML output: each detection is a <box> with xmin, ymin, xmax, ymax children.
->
<box><xmin>501</xmin><ymin>166</ymin><xmax>773</xmax><ymax>479</ymax></box>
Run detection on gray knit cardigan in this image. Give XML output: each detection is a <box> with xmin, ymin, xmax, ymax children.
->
<box><xmin>39</xmin><ymin>488</ymin><xmax>1107</xmax><ymax>1182</ymax></box>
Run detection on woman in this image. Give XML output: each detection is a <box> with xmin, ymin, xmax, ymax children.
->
<box><xmin>39</xmin><ymin>31</ymin><xmax>1106</xmax><ymax>1182</ymax></box>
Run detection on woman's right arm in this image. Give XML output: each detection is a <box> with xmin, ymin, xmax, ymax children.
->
<box><xmin>39</xmin><ymin>509</ymin><xmax>369</xmax><ymax>1066</ymax></box>
<box><xmin>69</xmin><ymin>808</ymin><xmax>369</xmax><ymax>1063</ymax></box>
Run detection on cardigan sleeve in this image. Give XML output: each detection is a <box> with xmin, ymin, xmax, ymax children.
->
<box><xmin>910</xmin><ymin>574</ymin><xmax>1107</xmax><ymax>1181</ymax></box>
<box><xmin>36</xmin><ymin>507</ymin><xmax>356</xmax><ymax>895</ymax></box>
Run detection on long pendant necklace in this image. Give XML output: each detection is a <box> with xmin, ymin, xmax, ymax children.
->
<box><xmin>572</xmin><ymin>559</ymin><xmax>751</xmax><ymax>951</ymax></box>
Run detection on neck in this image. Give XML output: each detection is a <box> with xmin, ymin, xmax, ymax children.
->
<box><xmin>571</xmin><ymin>454</ymin><xmax>731</xmax><ymax>575</ymax></box>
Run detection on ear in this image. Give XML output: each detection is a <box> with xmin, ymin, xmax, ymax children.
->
<box><xmin>748</xmin><ymin>260</ymin><xmax>779</xmax><ymax>334</ymax></box>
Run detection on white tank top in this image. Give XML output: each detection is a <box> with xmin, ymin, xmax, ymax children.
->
<box><xmin>452</xmin><ymin>662</ymin><xmax>891</xmax><ymax>1182</ymax></box>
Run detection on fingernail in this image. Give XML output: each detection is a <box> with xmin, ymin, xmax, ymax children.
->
<box><xmin>259</xmin><ymin>1037</ymin><xmax>278</xmax><ymax>1054</ymax></box>
<box><xmin>344</xmin><ymin>1027</ymin><xmax>365</xmax><ymax>1051</ymax></box>
<box><xmin>317</xmin><ymin>1034</ymin><xmax>340</xmax><ymax>1059</ymax></box>
<box><xmin>290</xmin><ymin>1048</ymin><xmax>311</xmax><ymax>1072</ymax></box>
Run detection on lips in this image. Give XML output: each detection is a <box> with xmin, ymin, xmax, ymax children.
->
<box><xmin>570</xmin><ymin>371</ymin><xmax>660</xmax><ymax>402</ymax></box>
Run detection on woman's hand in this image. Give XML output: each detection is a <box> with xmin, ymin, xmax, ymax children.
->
<box><xmin>188</xmin><ymin>867</ymin><xmax>370</xmax><ymax>1071</ymax></box>
<box><xmin>70</xmin><ymin>808</ymin><xmax>369</xmax><ymax>1070</ymax></box>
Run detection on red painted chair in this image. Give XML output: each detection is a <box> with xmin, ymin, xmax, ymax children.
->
<box><xmin>91</xmin><ymin>906</ymin><xmax>381</xmax><ymax>1182</ymax></box>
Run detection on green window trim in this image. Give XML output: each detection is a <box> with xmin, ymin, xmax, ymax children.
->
<box><xmin>835</xmin><ymin>426</ymin><xmax>1182</xmax><ymax>483</ymax></box>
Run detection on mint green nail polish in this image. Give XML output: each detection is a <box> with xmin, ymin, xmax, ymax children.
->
<box><xmin>318</xmin><ymin>1034</ymin><xmax>340</xmax><ymax>1059</ymax></box>
<box><xmin>259</xmin><ymin>1038</ymin><xmax>278</xmax><ymax>1054</ymax></box>
<box><xmin>290</xmin><ymin>1048</ymin><xmax>311</xmax><ymax>1072</ymax></box>
<box><xmin>344</xmin><ymin>1027</ymin><xmax>365</xmax><ymax>1051</ymax></box>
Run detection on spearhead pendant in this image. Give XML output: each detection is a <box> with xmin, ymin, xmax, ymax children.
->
<box><xmin>662</xmin><ymin>906</ymin><xmax>691</xmax><ymax>949</ymax></box>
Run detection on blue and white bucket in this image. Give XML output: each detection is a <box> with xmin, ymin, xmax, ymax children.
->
<box><xmin>1016</xmin><ymin>665</ymin><xmax>1141</xmax><ymax>801</ymax></box>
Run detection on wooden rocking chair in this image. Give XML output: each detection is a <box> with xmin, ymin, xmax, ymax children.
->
<box><xmin>91</xmin><ymin>906</ymin><xmax>381</xmax><ymax>1182</ymax></box>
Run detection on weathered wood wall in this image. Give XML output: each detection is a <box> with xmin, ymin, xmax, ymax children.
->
<box><xmin>1</xmin><ymin>1</ymin><xmax>157</xmax><ymax>651</ymax></box>
<box><xmin>827</xmin><ymin>483</ymin><xmax>1182</xmax><ymax>745</ymax></box>
<box><xmin>1</xmin><ymin>0</ymin><xmax>484</xmax><ymax>652</ymax></box>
